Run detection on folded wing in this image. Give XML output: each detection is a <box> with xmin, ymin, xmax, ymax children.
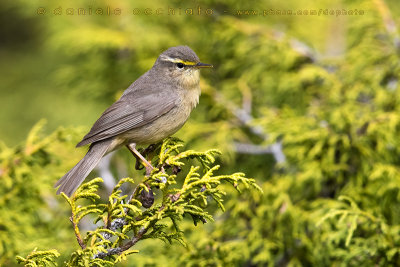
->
<box><xmin>76</xmin><ymin>91</ymin><xmax>176</xmax><ymax>147</ymax></box>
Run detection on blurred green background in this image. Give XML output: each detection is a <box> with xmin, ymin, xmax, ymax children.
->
<box><xmin>2</xmin><ymin>0</ymin><xmax>400</xmax><ymax>266</ymax></box>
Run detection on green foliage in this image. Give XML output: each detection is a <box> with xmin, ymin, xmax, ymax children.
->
<box><xmin>0</xmin><ymin>121</ymin><xmax>84</xmax><ymax>266</ymax></box>
<box><xmin>18</xmin><ymin>138</ymin><xmax>260</xmax><ymax>266</ymax></box>
<box><xmin>3</xmin><ymin>0</ymin><xmax>400</xmax><ymax>266</ymax></box>
<box><xmin>16</xmin><ymin>249</ymin><xmax>59</xmax><ymax>267</ymax></box>
<box><xmin>185</xmin><ymin>1</ymin><xmax>400</xmax><ymax>266</ymax></box>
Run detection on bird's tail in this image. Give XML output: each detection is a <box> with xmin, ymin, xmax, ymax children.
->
<box><xmin>54</xmin><ymin>140</ymin><xmax>112</xmax><ymax>197</ymax></box>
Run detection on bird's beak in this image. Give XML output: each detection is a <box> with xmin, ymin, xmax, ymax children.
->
<box><xmin>195</xmin><ymin>62</ymin><xmax>213</xmax><ymax>68</ymax></box>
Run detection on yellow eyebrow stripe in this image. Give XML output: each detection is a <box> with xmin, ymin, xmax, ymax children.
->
<box><xmin>174</xmin><ymin>59</ymin><xmax>197</xmax><ymax>66</ymax></box>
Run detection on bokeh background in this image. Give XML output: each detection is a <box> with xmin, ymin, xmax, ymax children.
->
<box><xmin>2</xmin><ymin>0</ymin><xmax>400</xmax><ymax>266</ymax></box>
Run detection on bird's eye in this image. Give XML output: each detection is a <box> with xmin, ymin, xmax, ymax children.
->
<box><xmin>176</xmin><ymin>63</ymin><xmax>184</xmax><ymax>69</ymax></box>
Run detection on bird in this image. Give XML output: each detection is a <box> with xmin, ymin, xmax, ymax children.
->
<box><xmin>54</xmin><ymin>45</ymin><xmax>213</xmax><ymax>197</ymax></box>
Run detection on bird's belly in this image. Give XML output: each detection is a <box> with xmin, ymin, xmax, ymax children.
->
<box><xmin>117</xmin><ymin>105</ymin><xmax>191</xmax><ymax>145</ymax></box>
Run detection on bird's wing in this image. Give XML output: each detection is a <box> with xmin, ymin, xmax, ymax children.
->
<box><xmin>76</xmin><ymin>91</ymin><xmax>177</xmax><ymax>147</ymax></box>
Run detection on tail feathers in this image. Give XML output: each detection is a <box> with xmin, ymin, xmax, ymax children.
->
<box><xmin>55</xmin><ymin>140</ymin><xmax>112</xmax><ymax>197</ymax></box>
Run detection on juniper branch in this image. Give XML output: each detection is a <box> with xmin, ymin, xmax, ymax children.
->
<box><xmin>93</xmin><ymin>224</ymin><xmax>150</xmax><ymax>259</ymax></box>
<box><xmin>69</xmin><ymin>214</ymin><xmax>86</xmax><ymax>249</ymax></box>
<box><xmin>94</xmin><ymin>203</ymin><xmax>167</xmax><ymax>260</ymax></box>
<box><xmin>50</xmin><ymin>138</ymin><xmax>260</xmax><ymax>265</ymax></box>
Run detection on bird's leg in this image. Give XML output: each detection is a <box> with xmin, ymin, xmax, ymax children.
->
<box><xmin>131</xmin><ymin>148</ymin><xmax>144</xmax><ymax>171</ymax></box>
<box><xmin>126</xmin><ymin>143</ymin><xmax>154</xmax><ymax>176</ymax></box>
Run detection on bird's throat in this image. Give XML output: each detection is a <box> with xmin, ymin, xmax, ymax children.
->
<box><xmin>181</xmin><ymin>69</ymin><xmax>200</xmax><ymax>89</ymax></box>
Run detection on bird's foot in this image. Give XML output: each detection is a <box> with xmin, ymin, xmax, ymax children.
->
<box><xmin>127</xmin><ymin>143</ymin><xmax>154</xmax><ymax>176</ymax></box>
<box><xmin>145</xmin><ymin>164</ymin><xmax>153</xmax><ymax>176</ymax></box>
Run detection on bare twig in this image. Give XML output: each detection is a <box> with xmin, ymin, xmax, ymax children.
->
<box><xmin>211</xmin><ymin>90</ymin><xmax>286</xmax><ymax>163</ymax></box>
<box><xmin>233</xmin><ymin>142</ymin><xmax>286</xmax><ymax>163</ymax></box>
<box><xmin>119</xmin><ymin>226</ymin><xmax>149</xmax><ymax>251</ymax></box>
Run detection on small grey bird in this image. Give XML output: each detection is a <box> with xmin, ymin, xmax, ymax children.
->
<box><xmin>54</xmin><ymin>46</ymin><xmax>212</xmax><ymax>196</ymax></box>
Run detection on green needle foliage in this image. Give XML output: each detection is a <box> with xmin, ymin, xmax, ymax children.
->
<box><xmin>17</xmin><ymin>138</ymin><xmax>261</xmax><ymax>266</ymax></box>
<box><xmin>0</xmin><ymin>121</ymin><xmax>84</xmax><ymax>266</ymax></box>
<box><xmin>16</xmin><ymin>249</ymin><xmax>60</xmax><ymax>267</ymax></box>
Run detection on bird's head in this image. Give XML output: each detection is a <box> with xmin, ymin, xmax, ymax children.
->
<box><xmin>154</xmin><ymin>46</ymin><xmax>213</xmax><ymax>88</ymax></box>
